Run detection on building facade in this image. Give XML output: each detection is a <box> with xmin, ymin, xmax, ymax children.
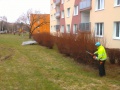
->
<box><xmin>50</xmin><ymin>0</ymin><xmax>120</xmax><ymax>48</ymax></box>
<box><xmin>31</xmin><ymin>14</ymin><xmax>50</xmax><ymax>34</ymax></box>
<box><xmin>50</xmin><ymin>0</ymin><xmax>83</xmax><ymax>35</ymax></box>
<box><xmin>90</xmin><ymin>0</ymin><xmax>120</xmax><ymax>48</ymax></box>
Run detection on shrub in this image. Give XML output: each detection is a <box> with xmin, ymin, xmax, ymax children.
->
<box><xmin>106</xmin><ymin>48</ymin><xmax>120</xmax><ymax>66</ymax></box>
<box><xmin>33</xmin><ymin>33</ymin><xmax>54</xmax><ymax>49</ymax></box>
<box><xmin>33</xmin><ymin>31</ymin><xmax>117</xmax><ymax>68</ymax></box>
<box><xmin>55</xmin><ymin>32</ymin><xmax>99</xmax><ymax>68</ymax></box>
<box><xmin>116</xmin><ymin>49</ymin><xmax>120</xmax><ymax>65</ymax></box>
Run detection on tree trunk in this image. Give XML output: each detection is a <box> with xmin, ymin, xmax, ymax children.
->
<box><xmin>29</xmin><ymin>32</ymin><xmax>32</xmax><ymax>39</ymax></box>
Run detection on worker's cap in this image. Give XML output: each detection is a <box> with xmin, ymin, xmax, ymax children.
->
<box><xmin>95</xmin><ymin>42</ymin><xmax>101</xmax><ymax>46</ymax></box>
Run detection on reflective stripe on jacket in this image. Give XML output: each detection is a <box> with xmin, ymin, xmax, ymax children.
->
<box><xmin>94</xmin><ymin>45</ymin><xmax>107</xmax><ymax>61</ymax></box>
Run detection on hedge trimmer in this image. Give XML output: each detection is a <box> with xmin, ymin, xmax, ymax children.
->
<box><xmin>86</xmin><ymin>51</ymin><xmax>97</xmax><ymax>60</ymax></box>
<box><xmin>86</xmin><ymin>51</ymin><xmax>94</xmax><ymax>56</ymax></box>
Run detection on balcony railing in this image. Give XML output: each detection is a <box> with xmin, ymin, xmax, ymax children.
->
<box><xmin>79</xmin><ymin>23</ymin><xmax>91</xmax><ymax>31</ymax></box>
<box><xmin>56</xmin><ymin>12</ymin><xmax>60</xmax><ymax>18</ymax></box>
<box><xmin>56</xmin><ymin>0</ymin><xmax>60</xmax><ymax>6</ymax></box>
<box><xmin>56</xmin><ymin>25</ymin><xmax>60</xmax><ymax>30</ymax></box>
<box><xmin>79</xmin><ymin>0</ymin><xmax>91</xmax><ymax>10</ymax></box>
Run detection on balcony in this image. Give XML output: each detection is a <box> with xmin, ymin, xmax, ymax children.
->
<box><xmin>56</xmin><ymin>25</ymin><xmax>60</xmax><ymax>30</ymax></box>
<box><xmin>56</xmin><ymin>0</ymin><xmax>60</xmax><ymax>6</ymax></box>
<box><xmin>79</xmin><ymin>0</ymin><xmax>91</xmax><ymax>11</ymax></box>
<box><xmin>79</xmin><ymin>23</ymin><xmax>91</xmax><ymax>31</ymax></box>
<box><xmin>56</xmin><ymin>12</ymin><xmax>60</xmax><ymax>19</ymax></box>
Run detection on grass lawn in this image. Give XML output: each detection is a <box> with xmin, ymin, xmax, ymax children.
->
<box><xmin>0</xmin><ymin>34</ymin><xmax>120</xmax><ymax>90</ymax></box>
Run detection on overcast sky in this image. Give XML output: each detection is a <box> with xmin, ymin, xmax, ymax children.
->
<box><xmin>0</xmin><ymin>0</ymin><xmax>50</xmax><ymax>23</ymax></box>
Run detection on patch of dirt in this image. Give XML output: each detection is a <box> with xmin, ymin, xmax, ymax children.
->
<box><xmin>0</xmin><ymin>54</ymin><xmax>13</xmax><ymax>61</ymax></box>
<box><xmin>0</xmin><ymin>47</ymin><xmax>14</xmax><ymax>61</ymax></box>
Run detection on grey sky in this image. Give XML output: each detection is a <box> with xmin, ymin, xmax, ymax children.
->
<box><xmin>0</xmin><ymin>0</ymin><xmax>50</xmax><ymax>23</ymax></box>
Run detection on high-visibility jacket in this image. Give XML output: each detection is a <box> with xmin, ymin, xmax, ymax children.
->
<box><xmin>94</xmin><ymin>45</ymin><xmax>107</xmax><ymax>61</ymax></box>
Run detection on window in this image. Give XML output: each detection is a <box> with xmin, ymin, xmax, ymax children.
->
<box><xmin>67</xmin><ymin>8</ymin><xmax>70</xmax><ymax>17</ymax></box>
<box><xmin>61</xmin><ymin>0</ymin><xmax>64</xmax><ymax>4</ymax></box>
<box><xmin>51</xmin><ymin>26</ymin><xmax>52</xmax><ymax>32</ymax></box>
<box><xmin>95</xmin><ymin>0</ymin><xmax>104</xmax><ymax>10</ymax></box>
<box><xmin>52</xmin><ymin>26</ymin><xmax>54</xmax><ymax>32</ymax></box>
<box><xmin>113</xmin><ymin>22</ymin><xmax>120</xmax><ymax>39</ymax></box>
<box><xmin>115</xmin><ymin>0</ymin><xmax>120</xmax><ymax>6</ymax></box>
<box><xmin>54</xmin><ymin>14</ymin><xmax>56</xmax><ymax>20</ymax></box>
<box><xmin>74</xmin><ymin>6</ymin><xmax>78</xmax><ymax>16</ymax></box>
<box><xmin>61</xmin><ymin>10</ymin><xmax>64</xmax><ymax>18</ymax></box>
<box><xmin>117</xmin><ymin>0</ymin><xmax>120</xmax><ymax>5</ymax></box>
<box><xmin>51</xmin><ymin>4</ymin><xmax>53</xmax><ymax>10</ymax></box>
<box><xmin>51</xmin><ymin>15</ymin><xmax>54</xmax><ymax>21</ymax></box>
<box><xmin>51</xmin><ymin>26</ymin><xmax>55</xmax><ymax>32</ymax></box>
<box><xmin>60</xmin><ymin>25</ymin><xmax>64</xmax><ymax>33</ymax></box>
<box><xmin>73</xmin><ymin>24</ymin><xmax>78</xmax><ymax>34</ymax></box>
<box><xmin>66</xmin><ymin>24</ymin><xmax>70</xmax><ymax>33</ymax></box>
<box><xmin>51</xmin><ymin>15</ymin><xmax>52</xmax><ymax>21</ymax></box>
<box><xmin>53</xmin><ymin>3</ymin><xmax>56</xmax><ymax>8</ymax></box>
<box><xmin>95</xmin><ymin>23</ymin><xmax>104</xmax><ymax>37</ymax></box>
<box><xmin>54</xmin><ymin>25</ymin><xmax>56</xmax><ymax>31</ymax></box>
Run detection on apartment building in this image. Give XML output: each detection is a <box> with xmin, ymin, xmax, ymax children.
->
<box><xmin>90</xmin><ymin>0</ymin><xmax>120</xmax><ymax>48</ymax></box>
<box><xmin>31</xmin><ymin>14</ymin><xmax>50</xmax><ymax>34</ymax></box>
<box><xmin>50</xmin><ymin>0</ymin><xmax>83</xmax><ymax>35</ymax></box>
<box><xmin>50</xmin><ymin>0</ymin><xmax>120</xmax><ymax>49</ymax></box>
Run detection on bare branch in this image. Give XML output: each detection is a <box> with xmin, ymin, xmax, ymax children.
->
<box><xmin>16</xmin><ymin>9</ymin><xmax>49</xmax><ymax>38</ymax></box>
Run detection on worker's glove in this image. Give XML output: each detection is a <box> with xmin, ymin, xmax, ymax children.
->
<box><xmin>93</xmin><ymin>56</ymin><xmax>98</xmax><ymax>60</ymax></box>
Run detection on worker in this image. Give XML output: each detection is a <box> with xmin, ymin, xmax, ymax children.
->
<box><xmin>93</xmin><ymin>42</ymin><xmax>107</xmax><ymax>77</ymax></box>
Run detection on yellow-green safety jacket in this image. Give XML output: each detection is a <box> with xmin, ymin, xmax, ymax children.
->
<box><xmin>94</xmin><ymin>45</ymin><xmax>107</xmax><ymax>61</ymax></box>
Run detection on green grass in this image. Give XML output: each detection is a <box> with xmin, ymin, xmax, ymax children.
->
<box><xmin>0</xmin><ymin>34</ymin><xmax>120</xmax><ymax>90</ymax></box>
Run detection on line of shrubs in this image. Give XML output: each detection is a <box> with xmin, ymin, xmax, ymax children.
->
<box><xmin>33</xmin><ymin>33</ymin><xmax>54</xmax><ymax>49</ymax></box>
<box><xmin>32</xmin><ymin>32</ymin><xmax>120</xmax><ymax>67</ymax></box>
<box><xmin>106</xmin><ymin>48</ymin><xmax>120</xmax><ymax>65</ymax></box>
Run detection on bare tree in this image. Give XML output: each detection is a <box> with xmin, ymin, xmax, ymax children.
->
<box><xmin>17</xmin><ymin>9</ymin><xmax>50</xmax><ymax>38</ymax></box>
<box><xmin>0</xmin><ymin>16</ymin><xmax>7</xmax><ymax>22</ymax></box>
<box><xmin>0</xmin><ymin>16</ymin><xmax>8</xmax><ymax>33</ymax></box>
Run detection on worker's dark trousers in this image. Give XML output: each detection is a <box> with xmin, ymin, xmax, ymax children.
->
<box><xmin>99</xmin><ymin>60</ymin><xmax>106</xmax><ymax>77</ymax></box>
